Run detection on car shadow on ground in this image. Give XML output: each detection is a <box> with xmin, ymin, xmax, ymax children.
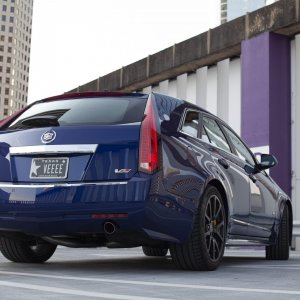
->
<box><xmin>0</xmin><ymin>250</ymin><xmax>270</xmax><ymax>276</ymax></box>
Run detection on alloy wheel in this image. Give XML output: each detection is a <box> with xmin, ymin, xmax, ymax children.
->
<box><xmin>204</xmin><ymin>194</ymin><xmax>225</xmax><ymax>261</ymax></box>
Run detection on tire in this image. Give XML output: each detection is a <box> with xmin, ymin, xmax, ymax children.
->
<box><xmin>142</xmin><ymin>246</ymin><xmax>168</xmax><ymax>257</ymax></box>
<box><xmin>266</xmin><ymin>204</ymin><xmax>289</xmax><ymax>260</ymax></box>
<box><xmin>170</xmin><ymin>186</ymin><xmax>226</xmax><ymax>271</ymax></box>
<box><xmin>0</xmin><ymin>237</ymin><xmax>57</xmax><ymax>263</ymax></box>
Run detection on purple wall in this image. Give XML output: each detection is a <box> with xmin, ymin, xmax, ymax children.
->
<box><xmin>241</xmin><ymin>32</ymin><xmax>291</xmax><ymax>195</ymax></box>
<box><xmin>241</xmin><ymin>33</ymin><xmax>270</xmax><ymax>147</ymax></box>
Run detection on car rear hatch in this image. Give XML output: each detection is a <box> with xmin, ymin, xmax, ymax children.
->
<box><xmin>0</xmin><ymin>94</ymin><xmax>148</xmax><ymax>183</ymax></box>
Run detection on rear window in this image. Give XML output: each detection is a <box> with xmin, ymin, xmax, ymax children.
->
<box><xmin>7</xmin><ymin>97</ymin><xmax>147</xmax><ymax>130</ymax></box>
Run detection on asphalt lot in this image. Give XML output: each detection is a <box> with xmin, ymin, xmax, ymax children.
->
<box><xmin>0</xmin><ymin>246</ymin><xmax>299</xmax><ymax>300</ymax></box>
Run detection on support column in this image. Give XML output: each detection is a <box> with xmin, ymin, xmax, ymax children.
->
<box><xmin>196</xmin><ymin>67</ymin><xmax>208</xmax><ymax>109</ymax></box>
<box><xmin>177</xmin><ymin>73</ymin><xmax>187</xmax><ymax>100</ymax></box>
<box><xmin>186</xmin><ymin>74</ymin><xmax>196</xmax><ymax>104</ymax></box>
<box><xmin>206</xmin><ymin>66</ymin><xmax>218</xmax><ymax>115</ymax></box>
<box><xmin>292</xmin><ymin>34</ymin><xmax>300</xmax><ymax>249</ymax></box>
<box><xmin>241</xmin><ymin>32</ymin><xmax>291</xmax><ymax>196</ymax></box>
<box><xmin>217</xmin><ymin>59</ymin><xmax>230</xmax><ymax>123</ymax></box>
<box><xmin>228</xmin><ymin>59</ymin><xmax>241</xmax><ymax>135</ymax></box>
<box><xmin>143</xmin><ymin>86</ymin><xmax>152</xmax><ymax>94</ymax></box>
<box><xmin>168</xmin><ymin>80</ymin><xmax>177</xmax><ymax>98</ymax></box>
<box><xmin>159</xmin><ymin>80</ymin><xmax>169</xmax><ymax>95</ymax></box>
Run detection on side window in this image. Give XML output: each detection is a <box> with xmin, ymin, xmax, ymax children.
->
<box><xmin>202</xmin><ymin>117</ymin><xmax>231</xmax><ymax>152</ymax></box>
<box><xmin>201</xmin><ymin>125</ymin><xmax>210</xmax><ymax>143</ymax></box>
<box><xmin>222</xmin><ymin>125</ymin><xmax>256</xmax><ymax>166</ymax></box>
<box><xmin>181</xmin><ymin>110</ymin><xmax>199</xmax><ymax>138</ymax></box>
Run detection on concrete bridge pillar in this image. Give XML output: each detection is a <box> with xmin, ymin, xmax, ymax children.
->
<box><xmin>217</xmin><ymin>59</ymin><xmax>230</xmax><ymax>123</ymax></box>
<box><xmin>159</xmin><ymin>80</ymin><xmax>169</xmax><ymax>95</ymax></box>
<box><xmin>291</xmin><ymin>34</ymin><xmax>300</xmax><ymax>249</ymax></box>
<box><xmin>196</xmin><ymin>67</ymin><xmax>208</xmax><ymax>109</ymax></box>
<box><xmin>177</xmin><ymin>73</ymin><xmax>187</xmax><ymax>100</ymax></box>
<box><xmin>142</xmin><ymin>86</ymin><xmax>152</xmax><ymax>94</ymax></box>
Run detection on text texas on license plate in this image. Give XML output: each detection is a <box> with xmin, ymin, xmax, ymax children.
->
<box><xmin>30</xmin><ymin>158</ymin><xmax>69</xmax><ymax>179</ymax></box>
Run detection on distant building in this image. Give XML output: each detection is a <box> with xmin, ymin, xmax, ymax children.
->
<box><xmin>0</xmin><ymin>0</ymin><xmax>33</xmax><ymax>120</ymax></box>
<box><xmin>221</xmin><ymin>0</ymin><xmax>277</xmax><ymax>24</ymax></box>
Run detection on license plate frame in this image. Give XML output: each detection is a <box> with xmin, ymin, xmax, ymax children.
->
<box><xmin>30</xmin><ymin>157</ymin><xmax>69</xmax><ymax>179</ymax></box>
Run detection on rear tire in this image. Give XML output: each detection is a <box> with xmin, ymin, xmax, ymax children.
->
<box><xmin>170</xmin><ymin>186</ymin><xmax>226</xmax><ymax>271</ymax></box>
<box><xmin>142</xmin><ymin>246</ymin><xmax>168</xmax><ymax>257</ymax></box>
<box><xmin>266</xmin><ymin>204</ymin><xmax>289</xmax><ymax>260</ymax></box>
<box><xmin>0</xmin><ymin>237</ymin><xmax>57</xmax><ymax>263</ymax></box>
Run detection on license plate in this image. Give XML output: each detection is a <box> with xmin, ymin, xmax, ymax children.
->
<box><xmin>30</xmin><ymin>157</ymin><xmax>69</xmax><ymax>179</ymax></box>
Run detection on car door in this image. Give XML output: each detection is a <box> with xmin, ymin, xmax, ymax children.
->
<box><xmin>201</xmin><ymin>115</ymin><xmax>251</xmax><ymax>237</ymax></box>
<box><xmin>220</xmin><ymin>124</ymin><xmax>276</xmax><ymax>238</ymax></box>
<box><xmin>248</xmin><ymin>171</ymin><xmax>278</xmax><ymax>238</ymax></box>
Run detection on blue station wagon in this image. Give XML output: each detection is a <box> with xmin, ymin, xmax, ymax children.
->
<box><xmin>0</xmin><ymin>92</ymin><xmax>292</xmax><ymax>270</ymax></box>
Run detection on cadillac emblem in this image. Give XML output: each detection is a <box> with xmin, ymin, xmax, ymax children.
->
<box><xmin>41</xmin><ymin>130</ymin><xmax>56</xmax><ymax>144</ymax></box>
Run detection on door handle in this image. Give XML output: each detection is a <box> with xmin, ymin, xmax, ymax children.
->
<box><xmin>218</xmin><ymin>158</ymin><xmax>229</xmax><ymax>169</ymax></box>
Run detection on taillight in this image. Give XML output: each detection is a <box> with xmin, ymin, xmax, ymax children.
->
<box><xmin>139</xmin><ymin>97</ymin><xmax>159</xmax><ymax>173</ymax></box>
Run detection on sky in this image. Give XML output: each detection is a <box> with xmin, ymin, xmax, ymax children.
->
<box><xmin>28</xmin><ymin>0</ymin><xmax>220</xmax><ymax>103</ymax></box>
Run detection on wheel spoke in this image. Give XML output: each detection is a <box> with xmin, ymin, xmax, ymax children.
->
<box><xmin>207</xmin><ymin>200</ymin><xmax>212</xmax><ymax>220</ymax></box>
<box><xmin>205</xmin><ymin>195</ymin><xmax>225</xmax><ymax>261</ymax></box>
<box><xmin>207</xmin><ymin>235</ymin><xmax>213</xmax><ymax>253</ymax></box>
<box><xmin>212</xmin><ymin>238</ymin><xmax>216</xmax><ymax>260</ymax></box>
<box><xmin>209</xmin><ymin>196</ymin><xmax>214</xmax><ymax>217</ymax></box>
<box><xmin>213</xmin><ymin>196</ymin><xmax>220</xmax><ymax>219</ymax></box>
<box><xmin>214</xmin><ymin>218</ymin><xmax>225</xmax><ymax>242</ymax></box>
<box><xmin>205</xmin><ymin>229</ymin><xmax>211</xmax><ymax>236</ymax></box>
<box><xmin>216</xmin><ymin>221</ymin><xmax>224</xmax><ymax>232</ymax></box>
<box><xmin>205</xmin><ymin>198</ymin><xmax>213</xmax><ymax>230</ymax></box>
<box><xmin>214</xmin><ymin>230</ymin><xmax>224</xmax><ymax>244</ymax></box>
<box><xmin>214</xmin><ymin>203</ymin><xmax>222</xmax><ymax>219</ymax></box>
<box><xmin>214</xmin><ymin>238</ymin><xmax>220</xmax><ymax>259</ymax></box>
<box><xmin>205</xmin><ymin>212</ymin><xmax>211</xmax><ymax>222</ymax></box>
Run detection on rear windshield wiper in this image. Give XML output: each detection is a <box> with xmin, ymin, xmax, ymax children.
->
<box><xmin>21</xmin><ymin>115</ymin><xmax>60</xmax><ymax>128</ymax></box>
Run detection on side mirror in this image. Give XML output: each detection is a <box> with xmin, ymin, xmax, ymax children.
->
<box><xmin>256</xmin><ymin>153</ymin><xmax>278</xmax><ymax>170</ymax></box>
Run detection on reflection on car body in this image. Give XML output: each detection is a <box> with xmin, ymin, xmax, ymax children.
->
<box><xmin>0</xmin><ymin>92</ymin><xmax>292</xmax><ymax>270</ymax></box>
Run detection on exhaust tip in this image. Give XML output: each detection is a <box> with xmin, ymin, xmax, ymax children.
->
<box><xmin>103</xmin><ymin>221</ymin><xmax>117</xmax><ymax>235</ymax></box>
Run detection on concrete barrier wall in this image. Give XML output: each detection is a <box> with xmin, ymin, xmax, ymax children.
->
<box><xmin>70</xmin><ymin>0</ymin><xmax>300</xmax><ymax>95</ymax></box>
<box><xmin>142</xmin><ymin>59</ymin><xmax>241</xmax><ymax>134</ymax></box>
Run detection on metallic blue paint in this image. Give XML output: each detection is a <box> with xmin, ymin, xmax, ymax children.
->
<box><xmin>0</xmin><ymin>92</ymin><xmax>292</xmax><ymax>248</ymax></box>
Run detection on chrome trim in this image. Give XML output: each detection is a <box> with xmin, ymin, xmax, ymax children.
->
<box><xmin>232</xmin><ymin>218</ymin><xmax>270</xmax><ymax>232</ymax></box>
<box><xmin>231</xmin><ymin>218</ymin><xmax>249</xmax><ymax>226</ymax></box>
<box><xmin>0</xmin><ymin>181</ymin><xmax>127</xmax><ymax>188</ymax></box>
<box><xmin>9</xmin><ymin>144</ymin><xmax>98</xmax><ymax>155</ymax></box>
<box><xmin>226</xmin><ymin>239</ymin><xmax>268</xmax><ymax>246</ymax></box>
<box><xmin>177</xmin><ymin>108</ymin><xmax>201</xmax><ymax>134</ymax></box>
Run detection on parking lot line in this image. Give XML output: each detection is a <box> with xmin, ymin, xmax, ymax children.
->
<box><xmin>0</xmin><ymin>270</ymin><xmax>300</xmax><ymax>296</ymax></box>
<box><xmin>230</xmin><ymin>264</ymin><xmax>300</xmax><ymax>270</ymax></box>
<box><xmin>0</xmin><ymin>280</ymin><xmax>173</xmax><ymax>300</ymax></box>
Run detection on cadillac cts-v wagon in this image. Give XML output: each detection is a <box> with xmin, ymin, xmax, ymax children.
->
<box><xmin>0</xmin><ymin>92</ymin><xmax>292</xmax><ymax>270</ymax></box>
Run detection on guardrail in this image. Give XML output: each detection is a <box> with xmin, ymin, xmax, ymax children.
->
<box><xmin>293</xmin><ymin>220</ymin><xmax>300</xmax><ymax>237</ymax></box>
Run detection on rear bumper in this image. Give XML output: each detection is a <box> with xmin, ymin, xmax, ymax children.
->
<box><xmin>0</xmin><ymin>177</ymin><xmax>192</xmax><ymax>243</ymax></box>
<box><xmin>0</xmin><ymin>179</ymin><xmax>148</xmax><ymax>235</ymax></box>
